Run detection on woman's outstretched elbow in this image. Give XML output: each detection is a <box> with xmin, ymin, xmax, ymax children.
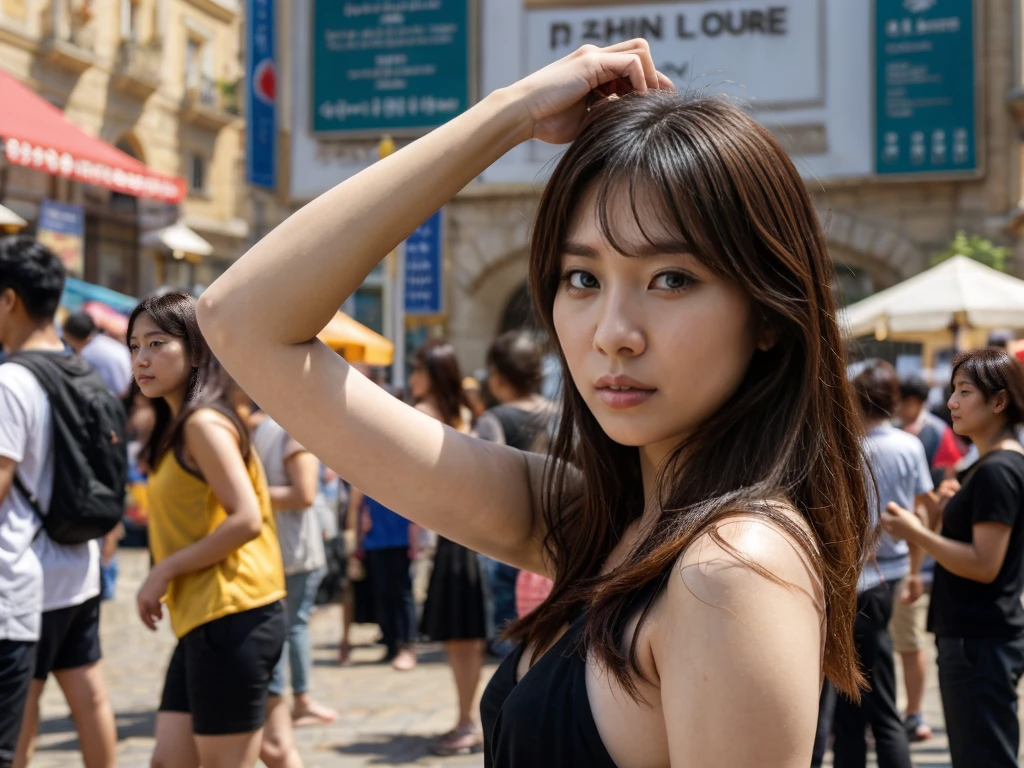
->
<box><xmin>196</xmin><ymin>289</ymin><xmax>228</xmax><ymax>354</ymax></box>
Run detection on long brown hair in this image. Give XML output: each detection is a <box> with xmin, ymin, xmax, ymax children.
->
<box><xmin>413</xmin><ymin>339</ymin><xmax>469</xmax><ymax>428</ymax></box>
<box><xmin>127</xmin><ymin>293</ymin><xmax>250</xmax><ymax>470</ymax></box>
<box><xmin>514</xmin><ymin>91</ymin><xmax>871</xmax><ymax>700</ymax></box>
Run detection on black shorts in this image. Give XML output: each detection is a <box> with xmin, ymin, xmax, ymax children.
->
<box><xmin>0</xmin><ymin>640</ymin><xmax>37</xmax><ymax>768</ymax></box>
<box><xmin>159</xmin><ymin>601</ymin><xmax>285</xmax><ymax>735</ymax></box>
<box><xmin>34</xmin><ymin>594</ymin><xmax>102</xmax><ymax>681</ymax></box>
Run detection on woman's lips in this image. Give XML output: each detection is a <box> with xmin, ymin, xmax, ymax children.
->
<box><xmin>596</xmin><ymin>388</ymin><xmax>656</xmax><ymax>409</ymax></box>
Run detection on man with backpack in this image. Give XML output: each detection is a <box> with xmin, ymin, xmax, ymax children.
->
<box><xmin>0</xmin><ymin>237</ymin><xmax>121</xmax><ymax>768</ymax></box>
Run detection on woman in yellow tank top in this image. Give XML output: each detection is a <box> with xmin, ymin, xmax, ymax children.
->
<box><xmin>126</xmin><ymin>293</ymin><xmax>292</xmax><ymax>768</ymax></box>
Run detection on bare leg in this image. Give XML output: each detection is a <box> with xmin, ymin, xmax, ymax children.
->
<box><xmin>12</xmin><ymin>679</ymin><xmax>43</xmax><ymax>768</ymax></box>
<box><xmin>900</xmin><ymin>650</ymin><xmax>932</xmax><ymax>740</ymax></box>
<box><xmin>447</xmin><ymin>639</ymin><xmax>484</xmax><ymax>728</ymax></box>
<box><xmin>259</xmin><ymin>696</ymin><xmax>304</xmax><ymax>768</ymax></box>
<box><xmin>432</xmin><ymin>640</ymin><xmax>485</xmax><ymax>755</ymax></box>
<box><xmin>901</xmin><ymin>650</ymin><xmax>926</xmax><ymax>715</ymax></box>
<box><xmin>53</xmin><ymin>663</ymin><xmax>117</xmax><ymax>768</ymax></box>
<box><xmin>150</xmin><ymin>712</ymin><xmax>200</xmax><ymax>768</ymax></box>
<box><xmin>339</xmin><ymin>585</ymin><xmax>354</xmax><ymax>664</ymax></box>
<box><xmin>194</xmin><ymin>730</ymin><xmax>263</xmax><ymax>768</ymax></box>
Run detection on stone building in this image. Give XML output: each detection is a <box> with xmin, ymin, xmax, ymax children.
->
<box><xmin>284</xmin><ymin>0</ymin><xmax>1022</xmax><ymax>374</ymax></box>
<box><xmin>0</xmin><ymin>0</ymin><xmax>250</xmax><ymax>295</ymax></box>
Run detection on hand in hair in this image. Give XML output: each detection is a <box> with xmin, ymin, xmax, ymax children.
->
<box><xmin>507</xmin><ymin>39</ymin><xmax>674</xmax><ymax>145</ymax></box>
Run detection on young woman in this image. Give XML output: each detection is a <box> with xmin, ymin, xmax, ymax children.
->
<box><xmin>198</xmin><ymin>41</ymin><xmax>872</xmax><ymax>767</ymax></box>
<box><xmin>475</xmin><ymin>331</ymin><xmax>556</xmax><ymax>656</ymax></box>
<box><xmin>884</xmin><ymin>348</ymin><xmax>1024</xmax><ymax>768</ymax></box>
<box><xmin>128</xmin><ymin>293</ymin><xmax>288</xmax><ymax>768</ymax></box>
<box><xmin>410</xmin><ymin>340</ymin><xmax>491</xmax><ymax>754</ymax></box>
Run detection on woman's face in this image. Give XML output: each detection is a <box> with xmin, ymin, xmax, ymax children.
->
<box><xmin>128</xmin><ymin>313</ymin><xmax>192</xmax><ymax>401</ymax></box>
<box><xmin>408</xmin><ymin>362</ymin><xmax>431</xmax><ymax>401</ymax></box>
<box><xmin>552</xmin><ymin>186</ymin><xmax>760</xmax><ymax>469</ymax></box>
<box><xmin>948</xmin><ymin>374</ymin><xmax>1005</xmax><ymax>437</ymax></box>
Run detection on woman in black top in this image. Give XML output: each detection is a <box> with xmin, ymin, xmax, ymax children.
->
<box><xmin>201</xmin><ymin>43</ymin><xmax>874</xmax><ymax>767</ymax></box>
<box><xmin>884</xmin><ymin>348</ymin><xmax>1024</xmax><ymax>768</ymax></box>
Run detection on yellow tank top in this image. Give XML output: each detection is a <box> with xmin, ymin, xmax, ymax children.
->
<box><xmin>147</xmin><ymin>438</ymin><xmax>286</xmax><ymax>639</ymax></box>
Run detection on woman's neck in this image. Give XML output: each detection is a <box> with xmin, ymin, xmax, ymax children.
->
<box><xmin>971</xmin><ymin>420</ymin><xmax>1015</xmax><ymax>458</ymax></box>
<box><xmin>164</xmin><ymin>390</ymin><xmax>185</xmax><ymax>417</ymax></box>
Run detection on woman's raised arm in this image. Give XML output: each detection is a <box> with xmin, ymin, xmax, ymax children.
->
<box><xmin>197</xmin><ymin>41</ymin><xmax>666</xmax><ymax>572</ymax></box>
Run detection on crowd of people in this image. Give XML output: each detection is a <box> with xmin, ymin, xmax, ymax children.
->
<box><xmin>0</xmin><ymin>234</ymin><xmax>558</xmax><ymax>767</ymax></box>
<box><xmin>3</xmin><ymin>39</ymin><xmax>1024</xmax><ymax>768</ymax></box>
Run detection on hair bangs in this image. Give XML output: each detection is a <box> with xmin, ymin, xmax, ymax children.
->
<box><xmin>579</xmin><ymin>135</ymin><xmax>726</xmax><ymax>276</ymax></box>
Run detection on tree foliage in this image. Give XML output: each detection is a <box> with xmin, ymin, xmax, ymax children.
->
<box><xmin>932</xmin><ymin>231</ymin><xmax>1010</xmax><ymax>272</ymax></box>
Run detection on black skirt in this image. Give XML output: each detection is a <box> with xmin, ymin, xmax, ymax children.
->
<box><xmin>420</xmin><ymin>536</ymin><xmax>491</xmax><ymax>642</ymax></box>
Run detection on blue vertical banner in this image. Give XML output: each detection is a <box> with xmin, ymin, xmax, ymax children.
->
<box><xmin>246</xmin><ymin>0</ymin><xmax>276</xmax><ymax>188</ymax></box>
<box><xmin>404</xmin><ymin>211</ymin><xmax>443</xmax><ymax>316</ymax></box>
<box><xmin>875</xmin><ymin>0</ymin><xmax>977</xmax><ymax>176</ymax></box>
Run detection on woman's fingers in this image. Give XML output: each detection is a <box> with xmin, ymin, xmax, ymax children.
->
<box><xmin>602</xmin><ymin>39</ymin><xmax>660</xmax><ymax>91</ymax></box>
<box><xmin>655</xmin><ymin>71</ymin><xmax>677</xmax><ymax>91</ymax></box>
<box><xmin>137</xmin><ymin>597</ymin><xmax>161</xmax><ymax>631</ymax></box>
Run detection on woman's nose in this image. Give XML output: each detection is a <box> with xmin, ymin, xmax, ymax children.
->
<box><xmin>591</xmin><ymin>292</ymin><xmax>646</xmax><ymax>358</ymax></box>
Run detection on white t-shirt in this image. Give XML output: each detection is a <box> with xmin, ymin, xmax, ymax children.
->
<box><xmin>80</xmin><ymin>334</ymin><xmax>133</xmax><ymax>397</ymax></box>
<box><xmin>0</xmin><ymin>361</ymin><xmax>99</xmax><ymax>624</ymax></box>
<box><xmin>0</xmin><ymin>363</ymin><xmax>47</xmax><ymax>640</ymax></box>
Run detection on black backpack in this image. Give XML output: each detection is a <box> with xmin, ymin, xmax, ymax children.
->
<box><xmin>7</xmin><ymin>351</ymin><xmax>128</xmax><ymax>544</ymax></box>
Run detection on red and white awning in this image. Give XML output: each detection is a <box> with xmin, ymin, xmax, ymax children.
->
<box><xmin>0</xmin><ymin>69</ymin><xmax>186</xmax><ymax>203</ymax></box>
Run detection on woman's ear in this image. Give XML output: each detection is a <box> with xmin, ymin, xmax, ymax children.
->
<box><xmin>756</xmin><ymin>324</ymin><xmax>778</xmax><ymax>352</ymax></box>
<box><xmin>993</xmin><ymin>390</ymin><xmax>1009</xmax><ymax>414</ymax></box>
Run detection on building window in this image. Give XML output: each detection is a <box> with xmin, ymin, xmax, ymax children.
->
<box><xmin>120</xmin><ymin>0</ymin><xmax>140</xmax><ymax>41</ymax></box>
<box><xmin>185</xmin><ymin>35</ymin><xmax>203</xmax><ymax>88</ymax></box>
<box><xmin>184</xmin><ymin>29</ymin><xmax>214</xmax><ymax>101</ymax></box>
<box><xmin>188</xmin><ymin>154</ymin><xmax>206</xmax><ymax>194</ymax></box>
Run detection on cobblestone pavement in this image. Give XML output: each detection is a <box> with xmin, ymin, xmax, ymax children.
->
<box><xmin>25</xmin><ymin>548</ymin><xmax>1012</xmax><ymax>767</ymax></box>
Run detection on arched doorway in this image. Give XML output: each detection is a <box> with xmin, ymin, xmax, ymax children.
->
<box><xmin>499</xmin><ymin>281</ymin><xmax>537</xmax><ymax>333</ymax></box>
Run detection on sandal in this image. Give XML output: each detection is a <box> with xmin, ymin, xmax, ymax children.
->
<box><xmin>432</xmin><ymin>725</ymin><xmax>483</xmax><ymax>756</ymax></box>
<box><xmin>391</xmin><ymin>648</ymin><xmax>417</xmax><ymax>672</ymax></box>
<box><xmin>338</xmin><ymin>640</ymin><xmax>352</xmax><ymax>665</ymax></box>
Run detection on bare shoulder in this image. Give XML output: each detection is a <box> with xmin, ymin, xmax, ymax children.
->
<box><xmin>650</xmin><ymin>504</ymin><xmax>825</xmax><ymax>661</ymax></box>
<box><xmin>182</xmin><ymin>407</ymin><xmax>242</xmax><ymax>446</ymax></box>
<box><xmin>674</xmin><ymin>504</ymin><xmax>823</xmax><ymax>605</ymax></box>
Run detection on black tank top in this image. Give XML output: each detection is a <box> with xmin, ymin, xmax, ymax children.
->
<box><xmin>480</xmin><ymin>612</ymin><xmax>619</xmax><ymax>768</ymax></box>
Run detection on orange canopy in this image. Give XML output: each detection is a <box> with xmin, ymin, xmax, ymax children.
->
<box><xmin>317</xmin><ymin>312</ymin><xmax>394</xmax><ymax>366</ymax></box>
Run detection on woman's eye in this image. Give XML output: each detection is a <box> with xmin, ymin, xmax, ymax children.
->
<box><xmin>651</xmin><ymin>271</ymin><xmax>693</xmax><ymax>291</ymax></box>
<box><xmin>563</xmin><ymin>270</ymin><xmax>599</xmax><ymax>291</ymax></box>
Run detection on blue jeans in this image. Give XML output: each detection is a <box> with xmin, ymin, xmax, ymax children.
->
<box><xmin>100</xmin><ymin>558</ymin><xmax>118</xmax><ymax>601</ymax></box>
<box><xmin>270</xmin><ymin>568</ymin><xmax>325</xmax><ymax>697</ymax></box>
<box><xmin>482</xmin><ymin>556</ymin><xmax>518</xmax><ymax>656</ymax></box>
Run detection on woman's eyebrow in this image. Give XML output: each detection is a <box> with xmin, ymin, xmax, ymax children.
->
<box><xmin>562</xmin><ymin>240</ymin><xmax>599</xmax><ymax>258</ymax></box>
<box><xmin>561</xmin><ymin>239</ymin><xmax>693</xmax><ymax>258</ymax></box>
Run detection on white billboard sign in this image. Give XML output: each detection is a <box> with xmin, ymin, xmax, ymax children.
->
<box><xmin>526</xmin><ymin>0</ymin><xmax>825</xmax><ymax>110</ymax></box>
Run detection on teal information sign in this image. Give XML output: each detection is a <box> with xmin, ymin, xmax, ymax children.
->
<box><xmin>311</xmin><ymin>1</ymin><xmax>471</xmax><ymax>136</ymax></box>
<box><xmin>875</xmin><ymin>0</ymin><xmax>976</xmax><ymax>176</ymax></box>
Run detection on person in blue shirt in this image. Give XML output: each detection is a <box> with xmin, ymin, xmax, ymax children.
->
<box><xmin>346</xmin><ymin>488</ymin><xmax>417</xmax><ymax>671</ymax></box>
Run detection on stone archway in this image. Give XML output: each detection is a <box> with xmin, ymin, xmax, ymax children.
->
<box><xmin>449</xmin><ymin>247</ymin><xmax>529</xmax><ymax>371</ymax></box>
<box><xmin>817</xmin><ymin>207</ymin><xmax>927</xmax><ymax>296</ymax></box>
